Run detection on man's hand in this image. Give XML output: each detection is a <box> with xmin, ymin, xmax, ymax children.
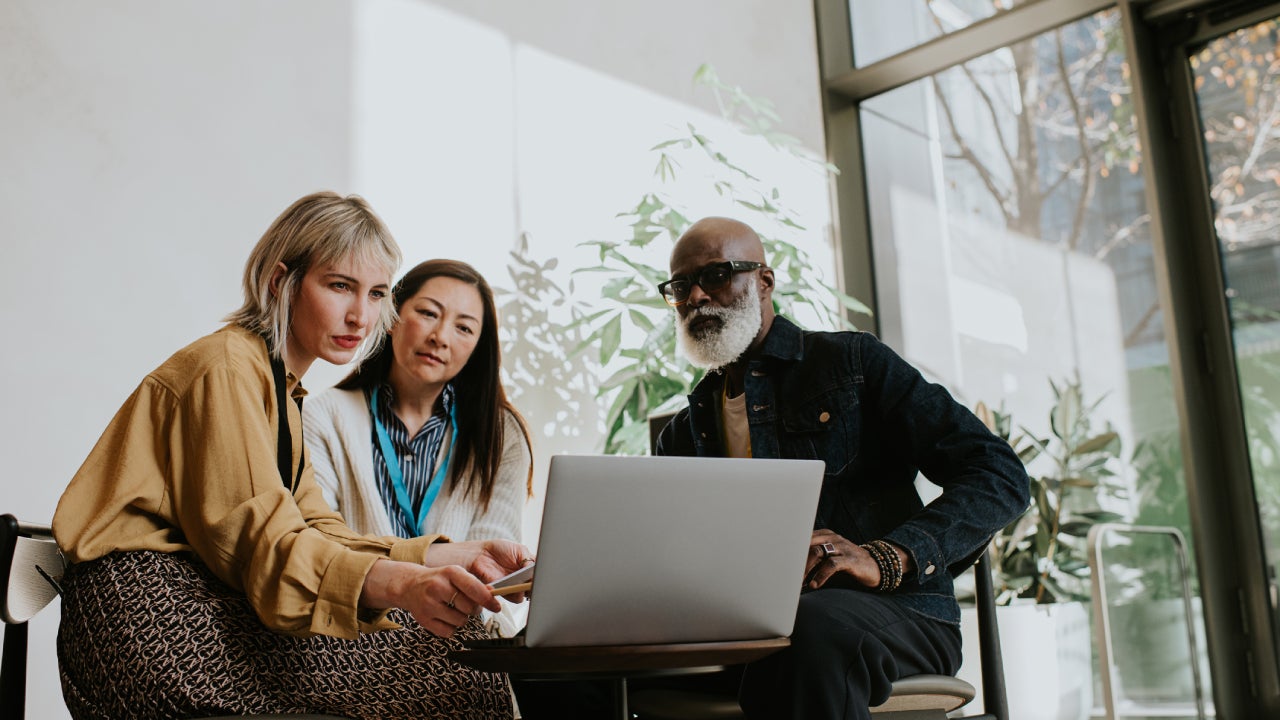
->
<box><xmin>803</xmin><ymin>530</ymin><xmax>912</xmax><ymax>591</ymax></box>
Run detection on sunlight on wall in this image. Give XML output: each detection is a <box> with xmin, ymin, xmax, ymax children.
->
<box><xmin>341</xmin><ymin>0</ymin><xmax>836</xmax><ymax>545</ymax></box>
<box><xmin>352</xmin><ymin>0</ymin><xmax>516</xmax><ymax>282</ymax></box>
<box><xmin>3</xmin><ymin>1</ymin><xmax>828</xmax><ymax>715</ymax></box>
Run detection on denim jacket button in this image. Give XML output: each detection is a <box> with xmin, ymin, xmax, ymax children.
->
<box><xmin>819</xmin><ymin>411</ymin><xmax>831</xmax><ymax>423</ymax></box>
<box><xmin>924</xmin><ymin>563</ymin><xmax>936</xmax><ymax>575</ymax></box>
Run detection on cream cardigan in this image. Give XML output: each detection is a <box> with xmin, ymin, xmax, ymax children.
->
<box><xmin>302</xmin><ymin>386</ymin><xmax>532</xmax><ymax>638</ymax></box>
<box><xmin>302</xmin><ymin>386</ymin><xmax>530</xmax><ymax>544</ymax></box>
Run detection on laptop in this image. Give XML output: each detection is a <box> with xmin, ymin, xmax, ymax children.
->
<box><xmin>468</xmin><ymin>454</ymin><xmax>824</xmax><ymax>648</ymax></box>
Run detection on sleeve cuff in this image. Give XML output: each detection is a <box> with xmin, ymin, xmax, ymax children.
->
<box><xmin>884</xmin><ymin>525</ymin><xmax>945</xmax><ymax>585</ymax></box>
<box><xmin>389</xmin><ymin>534</ymin><xmax>445</xmax><ymax>564</ymax></box>
<box><xmin>310</xmin><ymin>549</ymin><xmax>383</xmax><ymax>639</ymax></box>
<box><xmin>311</xmin><ymin>536</ymin><xmax>451</xmax><ymax>638</ymax></box>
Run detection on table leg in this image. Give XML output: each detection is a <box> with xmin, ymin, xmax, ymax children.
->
<box><xmin>610</xmin><ymin>676</ymin><xmax>629</xmax><ymax>720</ymax></box>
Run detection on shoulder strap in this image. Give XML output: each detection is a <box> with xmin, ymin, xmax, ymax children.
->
<box><xmin>266</xmin><ymin>340</ymin><xmax>305</xmax><ymax>491</ymax></box>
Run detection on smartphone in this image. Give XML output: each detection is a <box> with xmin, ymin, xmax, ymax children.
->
<box><xmin>491</xmin><ymin>562</ymin><xmax>535</xmax><ymax>589</ymax></box>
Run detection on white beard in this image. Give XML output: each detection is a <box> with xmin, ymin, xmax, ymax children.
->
<box><xmin>675</xmin><ymin>281</ymin><xmax>763</xmax><ymax>370</ymax></box>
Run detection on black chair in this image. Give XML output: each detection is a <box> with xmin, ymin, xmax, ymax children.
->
<box><xmin>1</xmin><ymin>514</ymin><xmax>63</xmax><ymax>720</ymax></box>
<box><xmin>634</xmin><ymin>415</ymin><xmax>1008</xmax><ymax>720</ymax></box>
<box><xmin>0</xmin><ymin>513</ymin><xmax>351</xmax><ymax>720</ymax></box>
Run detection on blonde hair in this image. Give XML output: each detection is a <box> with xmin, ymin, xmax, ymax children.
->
<box><xmin>225</xmin><ymin>191</ymin><xmax>402</xmax><ymax>363</ymax></box>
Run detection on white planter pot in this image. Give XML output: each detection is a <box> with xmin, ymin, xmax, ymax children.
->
<box><xmin>958</xmin><ymin>601</ymin><xmax>1092</xmax><ymax>720</ymax></box>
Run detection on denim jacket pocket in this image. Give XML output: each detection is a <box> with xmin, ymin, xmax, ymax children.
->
<box><xmin>780</xmin><ymin>383</ymin><xmax>859</xmax><ymax>476</ymax></box>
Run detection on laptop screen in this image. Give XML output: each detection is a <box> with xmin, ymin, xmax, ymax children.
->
<box><xmin>521</xmin><ymin>454</ymin><xmax>824</xmax><ymax>648</ymax></box>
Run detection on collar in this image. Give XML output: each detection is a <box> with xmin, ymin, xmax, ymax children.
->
<box><xmin>376</xmin><ymin>381</ymin><xmax>455</xmax><ymax>418</ymax></box>
<box><xmin>286</xmin><ymin>371</ymin><xmax>307</xmax><ymax>399</ymax></box>
<box><xmin>688</xmin><ymin>315</ymin><xmax>804</xmax><ymax>399</ymax></box>
<box><xmin>228</xmin><ymin>323</ymin><xmax>309</xmax><ymax>399</ymax></box>
<box><xmin>754</xmin><ymin>315</ymin><xmax>805</xmax><ymax>363</ymax></box>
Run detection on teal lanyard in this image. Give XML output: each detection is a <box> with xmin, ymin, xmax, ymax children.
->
<box><xmin>370</xmin><ymin>386</ymin><xmax>457</xmax><ymax>536</ymax></box>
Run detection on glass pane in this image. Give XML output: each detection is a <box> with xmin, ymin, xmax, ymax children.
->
<box><xmin>849</xmin><ymin>0</ymin><xmax>1032</xmax><ymax>67</ymax></box>
<box><xmin>859</xmin><ymin>7</ymin><xmax>1210</xmax><ymax>717</ymax></box>
<box><xmin>1190</xmin><ymin>14</ymin><xmax>1280</xmax><ymax>672</ymax></box>
<box><xmin>1093</xmin><ymin>527</ymin><xmax>1210</xmax><ymax>718</ymax></box>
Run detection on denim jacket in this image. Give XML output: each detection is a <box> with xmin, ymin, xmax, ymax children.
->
<box><xmin>655</xmin><ymin>316</ymin><xmax>1030</xmax><ymax>625</ymax></box>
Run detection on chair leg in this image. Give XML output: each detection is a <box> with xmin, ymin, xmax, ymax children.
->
<box><xmin>2</xmin><ymin>621</ymin><xmax>29</xmax><ymax>720</ymax></box>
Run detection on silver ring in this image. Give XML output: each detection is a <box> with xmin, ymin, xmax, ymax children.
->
<box><xmin>819</xmin><ymin>542</ymin><xmax>839</xmax><ymax>559</ymax></box>
<box><xmin>446</xmin><ymin>591</ymin><xmax>459</xmax><ymax>610</ymax></box>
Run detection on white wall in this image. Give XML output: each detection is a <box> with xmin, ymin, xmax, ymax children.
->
<box><xmin>1</xmin><ymin>1</ymin><xmax>828</xmax><ymax>716</ymax></box>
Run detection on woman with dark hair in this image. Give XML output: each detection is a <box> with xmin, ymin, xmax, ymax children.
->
<box><xmin>53</xmin><ymin>193</ymin><xmax>528</xmax><ymax>720</ymax></box>
<box><xmin>304</xmin><ymin>259</ymin><xmax>533</xmax><ymax>636</ymax></box>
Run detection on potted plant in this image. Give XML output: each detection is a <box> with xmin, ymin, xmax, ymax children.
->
<box><xmin>982</xmin><ymin>378</ymin><xmax>1127</xmax><ymax>605</ymax></box>
<box><xmin>969</xmin><ymin>377</ymin><xmax>1126</xmax><ymax>720</ymax></box>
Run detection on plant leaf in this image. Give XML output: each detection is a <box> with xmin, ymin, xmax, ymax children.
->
<box><xmin>599</xmin><ymin>315</ymin><xmax>622</xmax><ymax>364</ymax></box>
<box><xmin>1075</xmin><ymin>431</ymin><xmax>1119</xmax><ymax>455</ymax></box>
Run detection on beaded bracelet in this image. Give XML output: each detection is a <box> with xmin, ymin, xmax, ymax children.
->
<box><xmin>878</xmin><ymin>540</ymin><xmax>904</xmax><ymax>592</ymax></box>
<box><xmin>860</xmin><ymin>539</ymin><xmax>904</xmax><ymax>593</ymax></box>
<box><xmin>884</xmin><ymin>540</ymin><xmax>905</xmax><ymax>591</ymax></box>
<box><xmin>868</xmin><ymin>541</ymin><xmax>900</xmax><ymax>592</ymax></box>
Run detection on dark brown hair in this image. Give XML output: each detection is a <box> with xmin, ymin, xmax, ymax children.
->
<box><xmin>338</xmin><ymin>259</ymin><xmax>533</xmax><ymax>507</ymax></box>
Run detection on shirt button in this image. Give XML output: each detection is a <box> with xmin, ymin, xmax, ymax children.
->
<box><xmin>700</xmin><ymin>432</ymin><xmax>708</xmax><ymax>439</ymax></box>
<box><xmin>752</xmin><ymin>404</ymin><xmax>770</xmax><ymax>412</ymax></box>
<box><xmin>750</xmin><ymin>370</ymin><xmax>766</xmax><ymax>377</ymax></box>
<box><xmin>925</xmin><ymin>564</ymin><xmax>936</xmax><ymax>575</ymax></box>
<box><xmin>819</xmin><ymin>411</ymin><xmax>831</xmax><ymax>423</ymax></box>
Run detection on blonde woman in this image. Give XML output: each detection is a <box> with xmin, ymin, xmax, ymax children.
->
<box><xmin>52</xmin><ymin>192</ymin><xmax>528</xmax><ymax>720</ymax></box>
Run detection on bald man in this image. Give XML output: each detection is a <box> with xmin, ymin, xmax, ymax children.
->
<box><xmin>652</xmin><ymin>217</ymin><xmax>1030</xmax><ymax>720</ymax></box>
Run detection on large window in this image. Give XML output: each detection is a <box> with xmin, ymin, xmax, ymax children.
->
<box><xmin>819</xmin><ymin>1</ymin><xmax>1231</xmax><ymax>716</ymax></box>
<box><xmin>862</xmin><ymin>9</ymin><xmax>1164</xmax><ymax>440</ymax></box>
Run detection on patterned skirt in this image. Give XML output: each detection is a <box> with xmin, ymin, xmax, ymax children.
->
<box><xmin>57</xmin><ymin>551</ymin><xmax>512</xmax><ymax>720</ymax></box>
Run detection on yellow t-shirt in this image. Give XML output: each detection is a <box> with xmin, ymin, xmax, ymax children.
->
<box><xmin>52</xmin><ymin>324</ymin><xmax>438</xmax><ymax>639</ymax></box>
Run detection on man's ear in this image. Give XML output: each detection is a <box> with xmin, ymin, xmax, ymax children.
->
<box><xmin>269</xmin><ymin>262</ymin><xmax>289</xmax><ymax>298</ymax></box>
<box><xmin>759</xmin><ymin>267</ymin><xmax>776</xmax><ymax>300</ymax></box>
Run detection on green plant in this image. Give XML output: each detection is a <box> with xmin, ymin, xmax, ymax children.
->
<box><xmin>980</xmin><ymin>377</ymin><xmax>1127</xmax><ymax>605</ymax></box>
<box><xmin>571</xmin><ymin>64</ymin><xmax>871</xmax><ymax>454</ymax></box>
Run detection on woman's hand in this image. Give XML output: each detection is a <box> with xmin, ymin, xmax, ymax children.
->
<box><xmin>426</xmin><ymin>539</ymin><xmax>530</xmax><ymax>580</ymax></box>
<box><xmin>360</xmin><ymin>559</ymin><xmax>503</xmax><ymax>638</ymax></box>
<box><xmin>425</xmin><ymin>538</ymin><xmax>533</xmax><ymax>602</ymax></box>
<box><xmin>802</xmin><ymin>530</ymin><xmax>911</xmax><ymax>591</ymax></box>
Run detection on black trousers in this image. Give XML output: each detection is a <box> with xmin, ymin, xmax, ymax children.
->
<box><xmin>739</xmin><ymin>587</ymin><xmax>962</xmax><ymax>720</ymax></box>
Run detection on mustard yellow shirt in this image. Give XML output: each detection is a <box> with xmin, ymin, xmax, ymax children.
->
<box><xmin>53</xmin><ymin>324</ymin><xmax>438</xmax><ymax>640</ymax></box>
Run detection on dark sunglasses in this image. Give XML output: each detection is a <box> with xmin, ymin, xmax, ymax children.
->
<box><xmin>657</xmin><ymin>260</ymin><xmax>764</xmax><ymax>307</ymax></box>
